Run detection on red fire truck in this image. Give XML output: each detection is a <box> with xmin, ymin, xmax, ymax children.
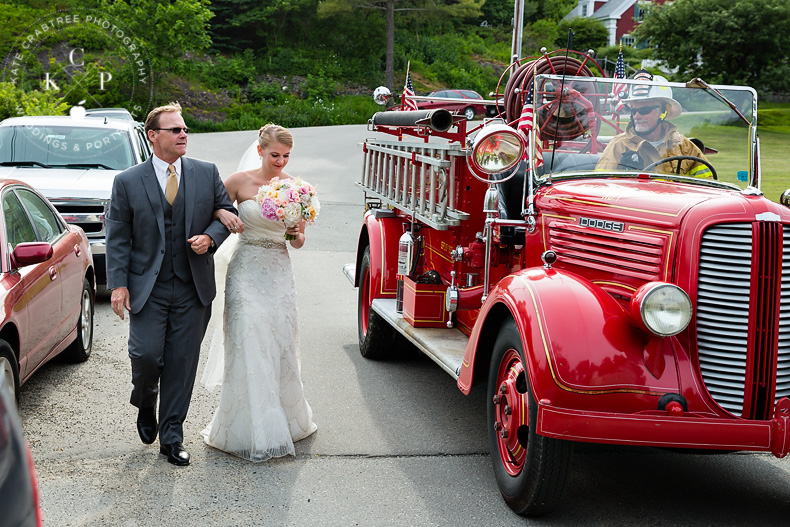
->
<box><xmin>344</xmin><ymin>50</ymin><xmax>790</xmax><ymax>516</ymax></box>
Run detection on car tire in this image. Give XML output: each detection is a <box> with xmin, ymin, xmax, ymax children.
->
<box><xmin>0</xmin><ymin>340</ymin><xmax>19</xmax><ymax>404</ymax></box>
<box><xmin>61</xmin><ymin>278</ymin><xmax>93</xmax><ymax>363</ymax></box>
<box><xmin>358</xmin><ymin>246</ymin><xmax>398</xmax><ymax>359</ymax></box>
<box><xmin>487</xmin><ymin>318</ymin><xmax>573</xmax><ymax>516</ymax></box>
<box><xmin>464</xmin><ymin>106</ymin><xmax>476</xmax><ymax>121</ymax></box>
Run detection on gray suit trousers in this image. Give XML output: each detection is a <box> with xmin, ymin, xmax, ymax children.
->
<box><xmin>128</xmin><ymin>277</ymin><xmax>211</xmax><ymax>445</ymax></box>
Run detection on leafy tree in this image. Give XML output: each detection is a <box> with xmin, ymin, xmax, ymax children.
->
<box><xmin>208</xmin><ymin>0</ymin><xmax>313</xmax><ymax>52</ymax></box>
<box><xmin>635</xmin><ymin>0</ymin><xmax>790</xmax><ymax>93</ymax></box>
<box><xmin>557</xmin><ymin>16</ymin><xmax>608</xmax><ymax>52</ymax></box>
<box><xmin>318</xmin><ymin>0</ymin><xmax>483</xmax><ymax>90</ymax></box>
<box><xmin>525</xmin><ymin>0</ymin><xmax>576</xmax><ymax>22</ymax></box>
<box><xmin>100</xmin><ymin>0</ymin><xmax>214</xmax><ymax>71</ymax></box>
<box><xmin>480</xmin><ymin>0</ymin><xmax>517</xmax><ymax>27</ymax></box>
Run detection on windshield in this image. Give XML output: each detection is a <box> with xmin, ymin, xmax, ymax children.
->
<box><xmin>0</xmin><ymin>124</ymin><xmax>135</xmax><ymax>170</ymax></box>
<box><xmin>528</xmin><ymin>74</ymin><xmax>757</xmax><ymax>191</ymax></box>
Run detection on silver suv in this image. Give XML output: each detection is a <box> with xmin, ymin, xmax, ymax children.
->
<box><xmin>0</xmin><ymin>115</ymin><xmax>151</xmax><ymax>284</ymax></box>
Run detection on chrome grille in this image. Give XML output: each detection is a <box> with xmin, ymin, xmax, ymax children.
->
<box><xmin>696</xmin><ymin>223</ymin><xmax>790</xmax><ymax>416</ymax></box>
<box><xmin>697</xmin><ymin>224</ymin><xmax>752</xmax><ymax>414</ymax></box>
<box><xmin>50</xmin><ymin>200</ymin><xmax>107</xmax><ymax>236</ymax></box>
<box><xmin>779</xmin><ymin>225</ymin><xmax>790</xmax><ymax>401</ymax></box>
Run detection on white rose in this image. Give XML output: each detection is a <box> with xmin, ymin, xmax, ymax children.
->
<box><xmin>283</xmin><ymin>202</ymin><xmax>302</xmax><ymax>226</ymax></box>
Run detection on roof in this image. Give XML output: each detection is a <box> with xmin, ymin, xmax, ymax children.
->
<box><xmin>592</xmin><ymin>0</ymin><xmax>636</xmax><ymax>20</ymax></box>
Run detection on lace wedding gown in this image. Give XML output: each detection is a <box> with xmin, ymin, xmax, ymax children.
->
<box><xmin>201</xmin><ymin>200</ymin><xmax>317</xmax><ymax>461</ymax></box>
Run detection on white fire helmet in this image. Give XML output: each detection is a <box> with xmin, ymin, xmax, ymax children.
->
<box><xmin>623</xmin><ymin>74</ymin><xmax>682</xmax><ymax>119</ymax></box>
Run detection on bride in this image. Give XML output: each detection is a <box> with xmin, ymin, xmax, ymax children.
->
<box><xmin>201</xmin><ymin>123</ymin><xmax>317</xmax><ymax>461</ymax></box>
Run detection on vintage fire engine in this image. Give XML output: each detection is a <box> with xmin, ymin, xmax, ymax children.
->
<box><xmin>343</xmin><ymin>50</ymin><xmax>790</xmax><ymax>516</ymax></box>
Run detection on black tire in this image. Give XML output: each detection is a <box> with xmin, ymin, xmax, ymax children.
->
<box><xmin>61</xmin><ymin>278</ymin><xmax>93</xmax><ymax>363</ymax></box>
<box><xmin>0</xmin><ymin>339</ymin><xmax>19</xmax><ymax>404</ymax></box>
<box><xmin>487</xmin><ymin>318</ymin><xmax>573</xmax><ymax>516</ymax></box>
<box><xmin>357</xmin><ymin>246</ymin><xmax>397</xmax><ymax>359</ymax></box>
<box><xmin>463</xmin><ymin>106</ymin><xmax>476</xmax><ymax>121</ymax></box>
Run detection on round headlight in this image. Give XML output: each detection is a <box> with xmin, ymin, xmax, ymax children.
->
<box><xmin>470</xmin><ymin>123</ymin><xmax>525</xmax><ymax>175</ymax></box>
<box><xmin>632</xmin><ymin>283</ymin><xmax>692</xmax><ymax>337</ymax></box>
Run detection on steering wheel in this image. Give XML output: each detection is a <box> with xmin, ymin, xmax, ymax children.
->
<box><xmin>643</xmin><ymin>155</ymin><xmax>717</xmax><ymax>181</ymax></box>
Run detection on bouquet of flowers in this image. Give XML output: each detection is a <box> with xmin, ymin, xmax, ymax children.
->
<box><xmin>256</xmin><ymin>177</ymin><xmax>320</xmax><ymax>240</ymax></box>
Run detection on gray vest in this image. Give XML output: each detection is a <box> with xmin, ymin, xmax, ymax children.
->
<box><xmin>157</xmin><ymin>177</ymin><xmax>191</xmax><ymax>283</ymax></box>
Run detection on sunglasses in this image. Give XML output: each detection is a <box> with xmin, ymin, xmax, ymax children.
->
<box><xmin>154</xmin><ymin>127</ymin><xmax>190</xmax><ymax>134</ymax></box>
<box><xmin>629</xmin><ymin>105</ymin><xmax>662</xmax><ymax>116</ymax></box>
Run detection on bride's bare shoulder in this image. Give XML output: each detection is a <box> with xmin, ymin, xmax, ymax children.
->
<box><xmin>226</xmin><ymin>169</ymin><xmax>258</xmax><ymax>182</ymax></box>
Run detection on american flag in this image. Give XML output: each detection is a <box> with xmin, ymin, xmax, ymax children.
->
<box><xmin>401</xmin><ymin>71</ymin><xmax>418</xmax><ymax>111</ymax></box>
<box><xmin>517</xmin><ymin>84</ymin><xmax>543</xmax><ymax>167</ymax></box>
<box><xmin>517</xmin><ymin>84</ymin><xmax>535</xmax><ymax>133</ymax></box>
<box><xmin>612</xmin><ymin>48</ymin><xmax>626</xmax><ymax>112</ymax></box>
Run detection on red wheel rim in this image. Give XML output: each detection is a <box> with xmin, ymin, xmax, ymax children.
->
<box><xmin>360</xmin><ymin>265</ymin><xmax>370</xmax><ymax>337</ymax></box>
<box><xmin>493</xmin><ymin>348</ymin><xmax>528</xmax><ymax>476</ymax></box>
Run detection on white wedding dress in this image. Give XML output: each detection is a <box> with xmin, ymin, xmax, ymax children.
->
<box><xmin>201</xmin><ymin>200</ymin><xmax>317</xmax><ymax>462</ymax></box>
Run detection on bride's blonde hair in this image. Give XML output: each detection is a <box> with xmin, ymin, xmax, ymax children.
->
<box><xmin>258</xmin><ymin>123</ymin><xmax>293</xmax><ymax>149</ymax></box>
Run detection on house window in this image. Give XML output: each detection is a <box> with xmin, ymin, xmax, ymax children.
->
<box><xmin>582</xmin><ymin>4</ymin><xmax>587</xmax><ymax>16</ymax></box>
<box><xmin>621</xmin><ymin>35</ymin><xmax>636</xmax><ymax>47</ymax></box>
<box><xmin>635</xmin><ymin>2</ymin><xmax>650</xmax><ymax>21</ymax></box>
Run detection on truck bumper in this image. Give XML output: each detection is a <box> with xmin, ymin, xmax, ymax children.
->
<box><xmin>537</xmin><ymin>397</ymin><xmax>790</xmax><ymax>458</ymax></box>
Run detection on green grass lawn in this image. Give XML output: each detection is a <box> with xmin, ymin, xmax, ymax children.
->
<box><xmin>757</xmin><ymin>103</ymin><xmax>790</xmax><ymax>201</ymax></box>
<box><xmin>757</xmin><ymin>127</ymin><xmax>790</xmax><ymax>202</ymax></box>
<box><xmin>685</xmin><ymin>114</ymin><xmax>789</xmax><ymax>202</ymax></box>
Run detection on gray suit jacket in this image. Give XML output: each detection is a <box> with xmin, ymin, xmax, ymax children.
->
<box><xmin>105</xmin><ymin>156</ymin><xmax>235</xmax><ymax>314</ymax></box>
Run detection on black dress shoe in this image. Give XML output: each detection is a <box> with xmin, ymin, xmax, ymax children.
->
<box><xmin>136</xmin><ymin>406</ymin><xmax>157</xmax><ymax>445</ymax></box>
<box><xmin>160</xmin><ymin>442</ymin><xmax>190</xmax><ymax>466</ymax></box>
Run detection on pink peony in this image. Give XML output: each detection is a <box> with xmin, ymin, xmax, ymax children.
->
<box><xmin>259</xmin><ymin>199</ymin><xmax>279</xmax><ymax>221</ymax></box>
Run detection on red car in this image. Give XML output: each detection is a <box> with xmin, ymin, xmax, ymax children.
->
<box><xmin>0</xmin><ymin>179</ymin><xmax>95</xmax><ymax>403</ymax></box>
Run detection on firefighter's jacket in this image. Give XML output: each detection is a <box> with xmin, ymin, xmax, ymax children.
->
<box><xmin>596</xmin><ymin>121</ymin><xmax>712</xmax><ymax>178</ymax></box>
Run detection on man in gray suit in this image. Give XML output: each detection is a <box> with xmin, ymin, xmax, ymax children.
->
<box><xmin>105</xmin><ymin>102</ymin><xmax>236</xmax><ymax>466</ymax></box>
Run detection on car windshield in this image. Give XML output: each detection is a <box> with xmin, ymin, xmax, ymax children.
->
<box><xmin>0</xmin><ymin>124</ymin><xmax>134</xmax><ymax>170</ymax></box>
<box><xmin>527</xmin><ymin>74</ymin><xmax>757</xmax><ymax>191</ymax></box>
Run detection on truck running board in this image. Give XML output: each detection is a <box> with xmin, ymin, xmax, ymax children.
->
<box><xmin>370</xmin><ymin>299</ymin><xmax>468</xmax><ymax>379</ymax></box>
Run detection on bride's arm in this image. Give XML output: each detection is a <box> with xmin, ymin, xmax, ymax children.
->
<box><xmin>214</xmin><ymin>208</ymin><xmax>244</xmax><ymax>233</ymax></box>
<box><xmin>286</xmin><ymin>220</ymin><xmax>306</xmax><ymax>249</ymax></box>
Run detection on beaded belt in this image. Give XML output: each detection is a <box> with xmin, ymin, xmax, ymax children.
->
<box><xmin>241</xmin><ymin>238</ymin><xmax>287</xmax><ymax>249</ymax></box>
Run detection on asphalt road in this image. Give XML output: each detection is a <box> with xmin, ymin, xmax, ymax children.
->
<box><xmin>18</xmin><ymin>125</ymin><xmax>790</xmax><ymax>526</ymax></box>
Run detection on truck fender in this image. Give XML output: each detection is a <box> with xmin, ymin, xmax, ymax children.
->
<box><xmin>458</xmin><ymin>267</ymin><xmax>679</xmax><ymax>406</ymax></box>
<box><xmin>355</xmin><ymin>212</ymin><xmax>404</xmax><ymax>299</ymax></box>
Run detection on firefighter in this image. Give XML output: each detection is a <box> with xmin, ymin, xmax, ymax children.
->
<box><xmin>596</xmin><ymin>71</ymin><xmax>712</xmax><ymax>178</ymax></box>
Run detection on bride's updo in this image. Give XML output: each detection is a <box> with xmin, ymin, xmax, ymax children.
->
<box><xmin>258</xmin><ymin>123</ymin><xmax>293</xmax><ymax>149</ymax></box>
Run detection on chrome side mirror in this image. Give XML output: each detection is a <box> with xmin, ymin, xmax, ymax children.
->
<box><xmin>373</xmin><ymin>86</ymin><xmax>392</xmax><ymax>106</ymax></box>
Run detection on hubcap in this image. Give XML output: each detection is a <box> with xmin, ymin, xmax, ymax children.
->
<box><xmin>493</xmin><ymin>348</ymin><xmax>528</xmax><ymax>476</ymax></box>
<box><xmin>79</xmin><ymin>289</ymin><xmax>92</xmax><ymax>346</ymax></box>
<box><xmin>0</xmin><ymin>356</ymin><xmax>15</xmax><ymax>403</ymax></box>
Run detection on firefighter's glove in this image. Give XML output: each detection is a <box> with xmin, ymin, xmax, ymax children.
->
<box><xmin>619</xmin><ymin>150</ymin><xmax>644</xmax><ymax>170</ymax></box>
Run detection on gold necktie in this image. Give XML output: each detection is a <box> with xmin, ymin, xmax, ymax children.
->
<box><xmin>165</xmin><ymin>164</ymin><xmax>178</xmax><ymax>205</ymax></box>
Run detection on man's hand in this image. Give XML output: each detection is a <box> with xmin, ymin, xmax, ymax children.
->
<box><xmin>619</xmin><ymin>150</ymin><xmax>644</xmax><ymax>170</ymax></box>
<box><xmin>111</xmin><ymin>287</ymin><xmax>131</xmax><ymax>320</ymax></box>
<box><xmin>188</xmin><ymin>234</ymin><xmax>214</xmax><ymax>254</ymax></box>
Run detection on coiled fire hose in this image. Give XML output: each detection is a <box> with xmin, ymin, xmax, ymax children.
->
<box><xmin>502</xmin><ymin>54</ymin><xmax>600</xmax><ymax>141</ymax></box>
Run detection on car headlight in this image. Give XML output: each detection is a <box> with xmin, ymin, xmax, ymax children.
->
<box><xmin>470</xmin><ymin>122</ymin><xmax>525</xmax><ymax>174</ymax></box>
<box><xmin>631</xmin><ymin>282</ymin><xmax>692</xmax><ymax>337</ymax></box>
